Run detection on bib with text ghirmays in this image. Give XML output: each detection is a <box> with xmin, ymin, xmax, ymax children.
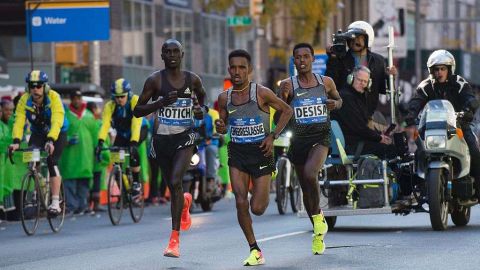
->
<box><xmin>229</xmin><ymin>116</ymin><xmax>265</xmax><ymax>144</ymax></box>
<box><xmin>157</xmin><ymin>98</ymin><xmax>193</xmax><ymax>127</ymax></box>
<box><xmin>293</xmin><ymin>96</ymin><xmax>327</xmax><ymax>124</ymax></box>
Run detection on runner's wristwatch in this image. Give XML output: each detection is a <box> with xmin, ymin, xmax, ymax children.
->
<box><xmin>271</xmin><ymin>131</ymin><xmax>279</xmax><ymax>139</ymax></box>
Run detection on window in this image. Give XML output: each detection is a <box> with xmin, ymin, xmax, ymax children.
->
<box><xmin>202</xmin><ymin>15</ymin><xmax>228</xmax><ymax>75</ymax></box>
<box><xmin>163</xmin><ymin>7</ymin><xmax>193</xmax><ymax>70</ymax></box>
<box><xmin>122</xmin><ymin>0</ymin><xmax>154</xmax><ymax>67</ymax></box>
<box><xmin>0</xmin><ymin>36</ymin><xmax>51</xmax><ymax>62</ymax></box>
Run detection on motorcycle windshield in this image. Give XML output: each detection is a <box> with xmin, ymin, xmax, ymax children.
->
<box><xmin>418</xmin><ymin>100</ymin><xmax>457</xmax><ymax>130</ymax></box>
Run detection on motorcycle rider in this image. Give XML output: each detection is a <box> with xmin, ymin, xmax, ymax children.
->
<box><xmin>405</xmin><ymin>49</ymin><xmax>480</xmax><ymax>202</ymax></box>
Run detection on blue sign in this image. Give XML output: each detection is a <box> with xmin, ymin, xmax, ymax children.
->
<box><xmin>289</xmin><ymin>54</ymin><xmax>328</xmax><ymax>76</ymax></box>
<box><xmin>26</xmin><ymin>1</ymin><xmax>110</xmax><ymax>42</ymax></box>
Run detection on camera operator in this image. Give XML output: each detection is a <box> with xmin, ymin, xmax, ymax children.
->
<box><xmin>326</xmin><ymin>20</ymin><xmax>397</xmax><ymax>118</ymax></box>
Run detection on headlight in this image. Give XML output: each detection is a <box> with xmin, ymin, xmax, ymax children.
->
<box><xmin>426</xmin><ymin>135</ymin><xmax>446</xmax><ymax>149</ymax></box>
<box><xmin>285</xmin><ymin>131</ymin><xmax>292</xmax><ymax>138</ymax></box>
<box><xmin>190</xmin><ymin>153</ymin><xmax>200</xmax><ymax>166</ymax></box>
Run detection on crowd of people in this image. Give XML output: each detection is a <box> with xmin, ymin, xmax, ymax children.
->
<box><xmin>1</xmin><ymin>20</ymin><xmax>479</xmax><ymax>267</ymax></box>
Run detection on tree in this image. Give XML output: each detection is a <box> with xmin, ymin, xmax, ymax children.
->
<box><xmin>203</xmin><ymin>0</ymin><xmax>339</xmax><ymax>45</ymax></box>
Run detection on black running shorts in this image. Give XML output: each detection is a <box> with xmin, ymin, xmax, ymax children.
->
<box><xmin>150</xmin><ymin>129</ymin><xmax>197</xmax><ymax>168</ymax></box>
<box><xmin>288</xmin><ymin>130</ymin><xmax>331</xmax><ymax>165</ymax></box>
<box><xmin>228</xmin><ymin>142</ymin><xmax>275</xmax><ymax>178</ymax></box>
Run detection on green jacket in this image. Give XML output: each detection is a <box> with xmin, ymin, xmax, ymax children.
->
<box><xmin>3</xmin><ymin>115</ymin><xmax>28</xmax><ymax>191</ymax></box>
<box><xmin>59</xmin><ymin>106</ymin><xmax>97</xmax><ymax>180</ymax></box>
<box><xmin>93</xmin><ymin>118</ymin><xmax>110</xmax><ymax>172</ymax></box>
<box><xmin>0</xmin><ymin>120</ymin><xmax>10</xmax><ymax>203</ymax></box>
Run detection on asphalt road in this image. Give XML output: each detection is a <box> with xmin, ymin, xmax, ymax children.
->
<box><xmin>1</xmin><ymin>195</ymin><xmax>480</xmax><ymax>270</ymax></box>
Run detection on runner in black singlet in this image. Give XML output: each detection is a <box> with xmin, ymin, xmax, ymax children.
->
<box><xmin>277</xmin><ymin>43</ymin><xmax>342</xmax><ymax>255</ymax></box>
<box><xmin>215</xmin><ymin>49</ymin><xmax>292</xmax><ymax>266</ymax></box>
<box><xmin>133</xmin><ymin>39</ymin><xmax>206</xmax><ymax>258</ymax></box>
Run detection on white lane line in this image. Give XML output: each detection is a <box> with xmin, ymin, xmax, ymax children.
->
<box><xmin>257</xmin><ymin>230</ymin><xmax>309</xmax><ymax>243</ymax></box>
<box><xmin>163</xmin><ymin>212</ymin><xmax>213</xmax><ymax>220</ymax></box>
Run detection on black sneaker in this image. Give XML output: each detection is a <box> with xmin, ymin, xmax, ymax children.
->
<box><xmin>131</xmin><ymin>182</ymin><xmax>142</xmax><ymax>196</ymax></box>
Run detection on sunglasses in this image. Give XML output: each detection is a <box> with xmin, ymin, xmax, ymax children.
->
<box><xmin>114</xmin><ymin>95</ymin><xmax>127</xmax><ymax>99</ymax></box>
<box><xmin>29</xmin><ymin>83</ymin><xmax>44</xmax><ymax>89</ymax></box>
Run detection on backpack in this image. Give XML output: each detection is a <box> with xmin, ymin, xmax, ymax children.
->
<box><xmin>355</xmin><ymin>157</ymin><xmax>385</xmax><ymax>208</ymax></box>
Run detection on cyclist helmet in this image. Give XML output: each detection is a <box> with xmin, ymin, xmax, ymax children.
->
<box><xmin>427</xmin><ymin>49</ymin><xmax>455</xmax><ymax>75</ymax></box>
<box><xmin>347</xmin><ymin>21</ymin><xmax>375</xmax><ymax>48</ymax></box>
<box><xmin>111</xmin><ymin>78</ymin><xmax>132</xmax><ymax>97</ymax></box>
<box><xmin>25</xmin><ymin>70</ymin><xmax>49</xmax><ymax>93</ymax></box>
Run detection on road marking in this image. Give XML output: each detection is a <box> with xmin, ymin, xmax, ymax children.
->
<box><xmin>163</xmin><ymin>212</ymin><xmax>213</xmax><ymax>220</ymax></box>
<box><xmin>257</xmin><ymin>230</ymin><xmax>309</xmax><ymax>243</ymax></box>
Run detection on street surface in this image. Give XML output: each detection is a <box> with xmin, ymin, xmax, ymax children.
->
<box><xmin>1</xmin><ymin>195</ymin><xmax>480</xmax><ymax>270</ymax></box>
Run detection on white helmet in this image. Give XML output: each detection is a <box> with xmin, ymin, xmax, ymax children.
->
<box><xmin>347</xmin><ymin>21</ymin><xmax>374</xmax><ymax>48</ymax></box>
<box><xmin>427</xmin><ymin>49</ymin><xmax>456</xmax><ymax>74</ymax></box>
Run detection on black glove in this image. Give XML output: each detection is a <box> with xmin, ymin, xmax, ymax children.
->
<box><xmin>129</xmin><ymin>141</ymin><xmax>139</xmax><ymax>164</ymax></box>
<box><xmin>463</xmin><ymin>110</ymin><xmax>475</xmax><ymax>123</ymax></box>
<box><xmin>95</xmin><ymin>140</ymin><xmax>104</xmax><ymax>162</ymax></box>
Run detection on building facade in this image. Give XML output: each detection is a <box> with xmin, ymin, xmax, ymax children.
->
<box><xmin>0</xmin><ymin>0</ymin><xmax>236</xmax><ymax>104</ymax></box>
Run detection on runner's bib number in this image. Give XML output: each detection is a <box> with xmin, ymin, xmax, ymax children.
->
<box><xmin>229</xmin><ymin>117</ymin><xmax>265</xmax><ymax>144</ymax></box>
<box><xmin>293</xmin><ymin>97</ymin><xmax>327</xmax><ymax>124</ymax></box>
<box><xmin>158</xmin><ymin>98</ymin><xmax>193</xmax><ymax>126</ymax></box>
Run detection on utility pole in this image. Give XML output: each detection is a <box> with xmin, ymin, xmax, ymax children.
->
<box><xmin>90</xmin><ymin>41</ymin><xmax>100</xmax><ymax>86</ymax></box>
<box><xmin>415</xmin><ymin>0</ymin><xmax>421</xmax><ymax>82</ymax></box>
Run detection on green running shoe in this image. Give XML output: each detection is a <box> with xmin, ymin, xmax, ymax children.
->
<box><xmin>312</xmin><ymin>234</ymin><xmax>326</xmax><ymax>255</ymax></box>
<box><xmin>312</xmin><ymin>213</ymin><xmax>328</xmax><ymax>255</ymax></box>
<box><xmin>243</xmin><ymin>249</ymin><xmax>265</xmax><ymax>266</ymax></box>
<box><xmin>312</xmin><ymin>213</ymin><xmax>328</xmax><ymax>236</ymax></box>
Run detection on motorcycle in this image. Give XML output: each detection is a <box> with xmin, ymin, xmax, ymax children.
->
<box><xmin>314</xmin><ymin>100</ymin><xmax>477</xmax><ymax>231</ymax></box>
<box><xmin>183</xmin><ymin>146</ymin><xmax>215</xmax><ymax>212</ymax></box>
<box><xmin>182</xmin><ymin>120</ymin><xmax>222</xmax><ymax>212</ymax></box>
<box><xmin>413</xmin><ymin>99</ymin><xmax>477</xmax><ymax>230</ymax></box>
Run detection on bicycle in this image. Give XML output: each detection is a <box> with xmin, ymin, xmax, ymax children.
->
<box><xmin>8</xmin><ymin>148</ymin><xmax>66</xmax><ymax>235</ymax></box>
<box><xmin>274</xmin><ymin>130</ymin><xmax>301</xmax><ymax>215</ymax></box>
<box><xmin>100</xmin><ymin>146</ymin><xmax>144</xmax><ymax>225</ymax></box>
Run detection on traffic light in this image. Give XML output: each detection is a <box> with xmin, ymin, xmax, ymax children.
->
<box><xmin>249</xmin><ymin>0</ymin><xmax>264</xmax><ymax>18</ymax></box>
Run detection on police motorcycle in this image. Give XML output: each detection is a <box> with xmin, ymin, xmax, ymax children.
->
<box><xmin>273</xmin><ymin>129</ymin><xmax>301</xmax><ymax>215</ymax></box>
<box><xmin>315</xmin><ymin>96</ymin><xmax>477</xmax><ymax>232</ymax></box>
<box><xmin>182</xmin><ymin>113</ymin><xmax>221</xmax><ymax>212</ymax></box>
<box><xmin>410</xmin><ymin>99</ymin><xmax>477</xmax><ymax>230</ymax></box>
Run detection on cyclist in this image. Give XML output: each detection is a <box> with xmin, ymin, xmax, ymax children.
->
<box><xmin>9</xmin><ymin>70</ymin><xmax>69</xmax><ymax>215</ymax></box>
<box><xmin>95</xmin><ymin>78</ymin><xmax>147</xmax><ymax>197</ymax></box>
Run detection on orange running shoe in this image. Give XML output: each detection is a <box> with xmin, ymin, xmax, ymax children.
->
<box><xmin>180</xmin><ymin>192</ymin><xmax>192</xmax><ymax>231</ymax></box>
<box><xmin>164</xmin><ymin>231</ymin><xmax>180</xmax><ymax>258</ymax></box>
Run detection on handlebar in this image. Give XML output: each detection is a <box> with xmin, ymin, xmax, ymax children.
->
<box><xmin>8</xmin><ymin>148</ymin><xmax>47</xmax><ymax>165</ymax></box>
<box><xmin>99</xmin><ymin>146</ymin><xmax>130</xmax><ymax>152</ymax></box>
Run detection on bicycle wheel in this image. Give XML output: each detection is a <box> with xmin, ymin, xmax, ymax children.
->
<box><xmin>108</xmin><ymin>166</ymin><xmax>123</xmax><ymax>225</ymax></box>
<box><xmin>48</xmin><ymin>181</ymin><xmax>66</xmax><ymax>233</ymax></box>
<box><xmin>289</xmin><ymin>171</ymin><xmax>302</xmax><ymax>213</ymax></box>
<box><xmin>276</xmin><ymin>158</ymin><xmax>289</xmax><ymax>215</ymax></box>
<box><xmin>20</xmin><ymin>172</ymin><xmax>40</xmax><ymax>236</ymax></box>
<box><xmin>129</xmin><ymin>179</ymin><xmax>144</xmax><ymax>223</ymax></box>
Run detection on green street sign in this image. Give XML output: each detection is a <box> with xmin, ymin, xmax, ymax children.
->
<box><xmin>227</xmin><ymin>16</ymin><xmax>252</xmax><ymax>27</ymax></box>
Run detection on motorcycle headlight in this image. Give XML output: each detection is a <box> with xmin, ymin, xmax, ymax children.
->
<box><xmin>285</xmin><ymin>131</ymin><xmax>292</xmax><ymax>138</ymax></box>
<box><xmin>426</xmin><ymin>135</ymin><xmax>446</xmax><ymax>149</ymax></box>
<box><xmin>190</xmin><ymin>153</ymin><xmax>200</xmax><ymax>166</ymax></box>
